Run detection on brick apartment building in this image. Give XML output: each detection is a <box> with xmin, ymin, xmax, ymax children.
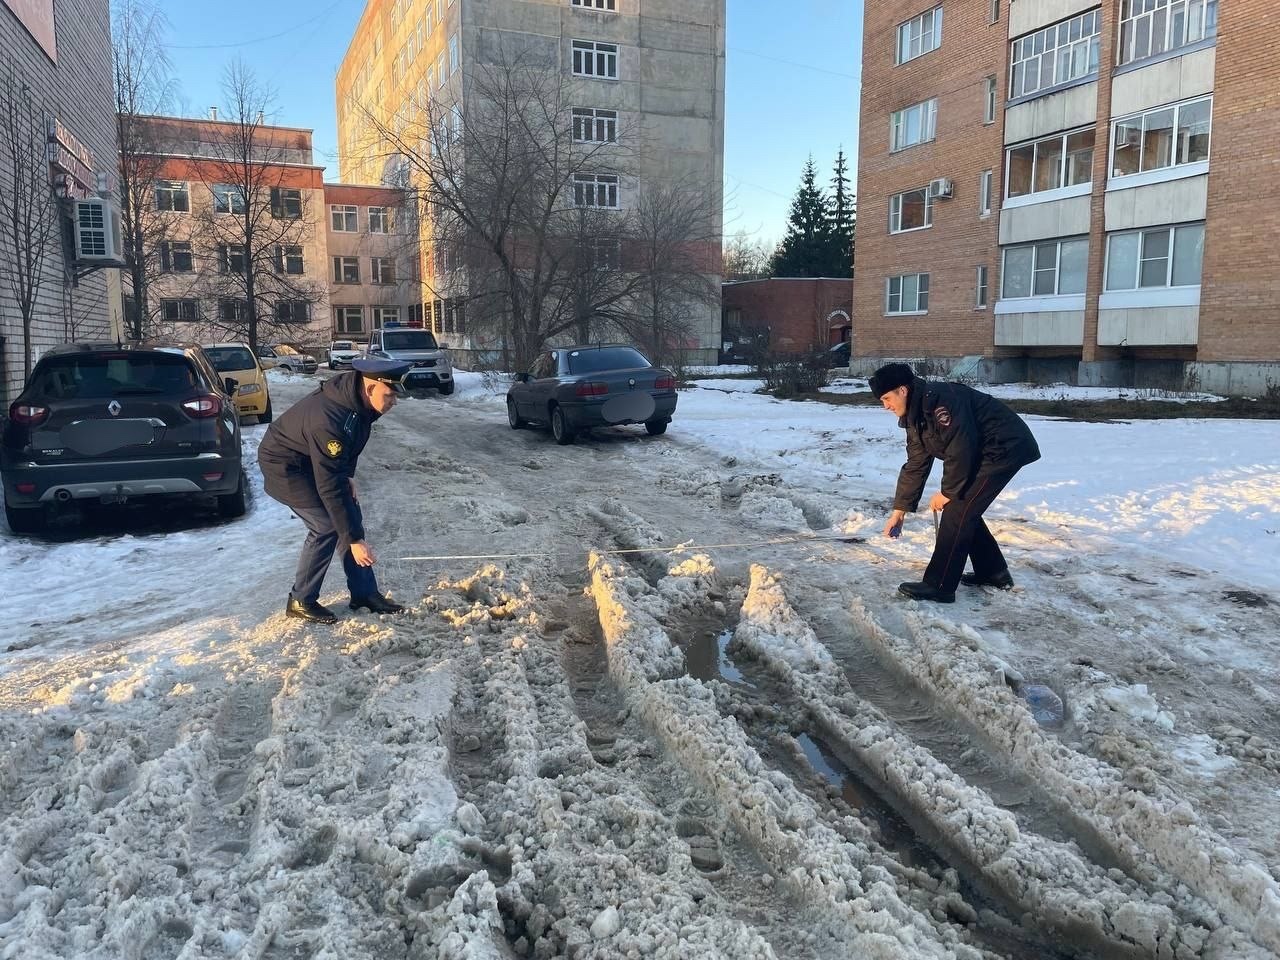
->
<box><xmin>334</xmin><ymin>0</ymin><xmax>726</xmax><ymax>363</ymax></box>
<box><xmin>721</xmin><ymin>278</ymin><xmax>852</xmax><ymax>359</ymax></box>
<box><xmin>854</xmin><ymin>0</ymin><xmax>1279</xmax><ymax>395</ymax></box>
<box><xmin>0</xmin><ymin>0</ymin><xmax>121</xmax><ymax>401</ymax></box>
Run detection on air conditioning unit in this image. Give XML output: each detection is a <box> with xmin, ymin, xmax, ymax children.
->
<box><xmin>928</xmin><ymin>177</ymin><xmax>954</xmax><ymax>200</ymax></box>
<box><xmin>73</xmin><ymin>197</ymin><xmax>123</xmax><ymax>262</ymax></box>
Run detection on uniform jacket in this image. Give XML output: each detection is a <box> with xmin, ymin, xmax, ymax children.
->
<box><xmin>892</xmin><ymin>379</ymin><xmax>1040</xmax><ymax>512</ymax></box>
<box><xmin>258</xmin><ymin>372</ymin><xmax>380</xmax><ymax>547</ymax></box>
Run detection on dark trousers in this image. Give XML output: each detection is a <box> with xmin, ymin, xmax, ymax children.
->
<box><xmin>923</xmin><ymin>468</ymin><xmax>1020</xmax><ymax>593</ymax></box>
<box><xmin>289</xmin><ymin>502</ymin><xmax>377</xmax><ymax>604</ymax></box>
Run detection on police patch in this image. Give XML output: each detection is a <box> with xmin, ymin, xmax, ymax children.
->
<box><xmin>325</xmin><ymin>439</ymin><xmax>343</xmax><ymax>458</ymax></box>
<box><xmin>934</xmin><ymin>406</ymin><xmax>952</xmax><ymax>428</ymax></box>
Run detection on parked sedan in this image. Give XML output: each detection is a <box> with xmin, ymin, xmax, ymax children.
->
<box><xmin>328</xmin><ymin>340</ymin><xmax>363</xmax><ymax>369</ymax></box>
<box><xmin>270</xmin><ymin>344</ymin><xmax>318</xmax><ymax>374</ymax></box>
<box><xmin>203</xmin><ymin>342</ymin><xmax>273</xmax><ymax>422</ymax></box>
<box><xmin>506</xmin><ymin>344</ymin><xmax>677</xmax><ymax>445</ymax></box>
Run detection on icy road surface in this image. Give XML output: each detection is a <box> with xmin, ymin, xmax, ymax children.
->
<box><xmin>1</xmin><ymin>369</ymin><xmax>1278</xmax><ymax>959</ymax></box>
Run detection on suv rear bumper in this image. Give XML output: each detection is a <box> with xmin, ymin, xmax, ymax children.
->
<box><xmin>2</xmin><ymin>452</ymin><xmax>241</xmax><ymax>507</ymax></box>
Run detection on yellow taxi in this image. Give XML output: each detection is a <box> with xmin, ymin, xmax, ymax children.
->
<box><xmin>202</xmin><ymin>342</ymin><xmax>273</xmax><ymax>423</ymax></box>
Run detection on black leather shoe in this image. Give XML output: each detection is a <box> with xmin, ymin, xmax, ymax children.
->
<box><xmin>898</xmin><ymin>581</ymin><xmax>956</xmax><ymax>603</ymax></box>
<box><xmin>286</xmin><ymin>598</ymin><xmax>338</xmax><ymax>623</ymax></box>
<box><xmin>349</xmin><ymin>593</ymin><xmax>405</xmax><ymax>614</ymax></box>
<box><xmin>960</xmin><ymin>569</ymin><xmax>1014</xmax><ymax>590</ymax></box>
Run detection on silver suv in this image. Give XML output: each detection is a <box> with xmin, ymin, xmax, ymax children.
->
<box><xmin>366</xmin><ymin>325</ymin><xmax>454</xmax><ymax>395</ymax></box>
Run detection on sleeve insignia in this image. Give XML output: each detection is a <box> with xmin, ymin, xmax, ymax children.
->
<box><xmin>934</xmin><ymin>406</ymin><xmax>952</xmax><ymax>428</ymax></box>
<box><xmin>325</xmin><ymin>439</ymin><xmax>344</xmax><ymax>458</ymax></box>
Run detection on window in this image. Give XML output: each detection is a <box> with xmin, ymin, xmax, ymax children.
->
<box><xmin>1009</xmin><ymin>9</ymin><xmax>1100</xmax><ymax>100</ymax></box>
<box><xmin>333</xmin><ymin>256</ymin><xmax>360</xmax><ymax>284</ymax></box>
<box><xmin>889</xmin><ymin>187</ymin><xmax>932</xmax><ymax>233</ymax></box>
<box><xmin>896</xmin><ymin>7</ymin><xmax>942</xmax><ymax>64</ymax></box>
<box><xmin>1005</xmin><ymin>128</ymin><xmax>1094</xmax><ymax>199</ymax></box>
<box><xmin>449</xmin><ymin>32</ymin><xmax>459</xmax><ymax>73</ymax></box>
<box><xmin>275</xmin><ymin>245</ymin><xmax>304</xmax><ymax>275</ymax></box>
<box><xmin>979</xmin><ymin>169</ymin><xmax>993</xmax><ymax>216</ymax></box>
<box><xmin>331</xmin><ymin>204</ymin><xmax>358</xmax><ymax>231</ymax></box>
<box><xmin>1111</xmin><ymin>96</ymin><xmax>1211</xmax><ymax>178</ymax></box>
<box><xmin>160</xmin><ymin>298</ymin><xmax>199</xmax><ymax>321</ymax></box>
<box><xmin>369</xmin><ymin>206</ymin><xmax>393</xmax><ymax>233</ymax></box>
<box><xmin>976</xmin><ymin>266</ymin><xmax>989</xmax><ymax>308</ymax></box>
<box><xmin>335</xmin><ymin>306</ymin><xmax>365</xmax><ymax>334</ymax></box>
<box><xmin>886</xmin><ymin>273</ymin><xmax>930</xmax><ymax>314</ymax></box>
<box><xmin>983</xmin><ymin>76</ymin><xmax>997</xmax><ymax>124</ymax></box>
<box><xmin>1001</xmin><ymin>238</ymin><xmax>1088</xmax><ymax>298</ymax></box>
<box><xmin>572</xmin><ymin>39</ymin><xmax>619</xmax><ymax>79</ymax></box>
<box><xmin>212</xmin><ymin>184</ymin><xmax>246</xmax><ymax>215</ymax></box>
<box><xmin>573</xmin><ymin>0</ymin><xmax>616</xmax><ymax>8</ymax></box>
<box><xmin>580</xmin><ymin>237</ymin><xmax>622</xmax><ymax>270</ymax></box>
<box><xmin>450</xmin><ymin>104</ymin><xmax>463</xmax><ymax>142</ymax></box>
<box><xmin>160</xmin><ymin>241</ymin><xmax>194</xmax><ymax>273</ymax></box>
<box><xmin>270</xmin><ymin>187</ymin><xmax>302</xmax><ymax>219</ymax></box>
<box><xmin>573</xmin><ymin>107</ymin><xmax>618</xmax><ymax>143</ymax></box>
<box><xmin>155</xmin><ymin>180</ymin><xmax>190</xmax><ymax>212</ymax></box>
<box><xmin>219</xmin><ymin>244</ymin><xmax>248</xmax><ymax>274</ymax></box>
<box><xmin>990</xmin><ymin>0</ymin><xmax>1000</xmax><ymax>22</ymax></box>
<box><xmin>890</xmin><ymin>98</ymin><xmax>937</xmax><ymax>152</ymax></box>
<box><xmin>1105</xmin><ymin>223</ymin><xmax>1204</xmax><ymax>290</ymax></box>
<box><xmin>219</xmin><ymin>299</ymin><xmax>248</xmax><ymax>322</ymax></box>
<box><xmin>276</xmin><ymin>300</ymin><xmax>310</xmax><ymax>323</ymax></box>
<box><xmin>573</xmin><ymin>173</ymin><xmax>619</xmax><ymax>208</ymax></box>
<box><xmin>371</xmin><ymin>257</ymin><xmax>397</xmax><ymax>284</ymax></box>
<box><xmin>437</xmin><ymin>51</ymin><xmax>447</xmax><ymax>88</ymax></box>
<box><xmin>372</xmin><ymin>305</ymin><xmax>400</xmax><ymax>329</ymax></box>
<box><xmin>1118</xmin><ymin>0</ymin><xmax>1218</xmax><ymax>66</ymax></box>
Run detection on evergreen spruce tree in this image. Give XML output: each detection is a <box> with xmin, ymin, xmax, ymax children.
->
<box><xmin>827</xmin><ymin>148</ymin><xmax>856</xmax><ymax>278</ymax></box>
<box><xmin>769</xmin><ymin>156</ymin><xmax>833</xmax><ymax>277</ymax></box>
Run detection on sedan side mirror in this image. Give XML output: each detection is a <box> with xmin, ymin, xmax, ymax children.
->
<box><xmin>223</xmin><ymin>377</ymin><xmax>238</xmax><ymax>395</ymax></box>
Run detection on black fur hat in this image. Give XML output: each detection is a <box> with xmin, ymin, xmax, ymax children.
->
<box><xmin>868</xmin><ymin>362</ymin><xmax>915</xmax><ymax>399</ymax></box>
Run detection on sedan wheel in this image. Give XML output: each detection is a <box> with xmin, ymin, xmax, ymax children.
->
<box><xmin>550</xmin><ymin>406</ymin><xmax>575</xmax><ymax>445</ymax></box>
<box><xmin>645</xmin><ymin>419</ymin><xmax>669</xmax><ymax>436</ymax></box>
<box><xmin>507</xmin><ymin>398</ymin><xmax>526</xmax><ymax>429</ymax></box>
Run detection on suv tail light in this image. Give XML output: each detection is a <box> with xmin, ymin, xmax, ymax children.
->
<box><xmin>574</xmin><ymin>381</ymin><xmax>609</xmax><ymax>397</ymax></box>
<box><xmin>182</xmin><ymin>395</ymin><xmax>223</xmax><ymax>418</ymax></box>
<box><xmin>654</xmin><ymin>375</ymin><xmax>676</xmax><ymax>390</ymax></box>
<box><xmin>9</xmin><ymin>402</ymin><xmax>50</xmax><ymax>426</ymax></box>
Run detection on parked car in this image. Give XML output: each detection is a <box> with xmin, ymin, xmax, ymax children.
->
<box><xmin>1</xmin><ymin>342</ymin><xmax>246</xmax><ymax>534</ymax></box>
<box><xmin>506</xmin><ymin>344</ymin><xmax>677</xmax><ymax>445</ymax></box>
<box><xmin>328</xmin><ymin>340</ymin><xmax>364</xmax><ymax>369</ymax></box>
<box><xmin>270</xmin><ymin>344</ymin><xmax>318</xmax><ymax>374</ymax></box>
<box><xmin>254</xmin><ymin>344</ymin><xmax>280</xmax><ymax>370</ymax></box>
<box><xmin>202</xmin><ymin>342</ymin><xmax>273</xmax><ymax>423</ymax></box>
<box><xmin>826</xmin><ymin>340</ymin><xmax>851</xmax><ymax>368</ymax></box>
<box><xmin>366</xmin><ymin>325</ymin><xmax>454</xmax><ymax>395</ymax></box>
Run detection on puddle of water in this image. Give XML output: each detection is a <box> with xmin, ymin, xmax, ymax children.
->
<box><xmin>685</xmin><ymin>629</ymin><xmax>755</xmax><ymax>688</ymax></box>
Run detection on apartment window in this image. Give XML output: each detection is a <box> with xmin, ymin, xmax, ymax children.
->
<box><xmin>155</xmin><ymin>180</ymin><xmax>190</xmax><ymax>212</ymax></box>
<box><xmin>886</xmin><ymin>273</ymin><xmax>930</xmax><ymax>314</ymax></box>
<box><xmin>437</xmin><ymin>51</ymin><xmax>447</xmax><ymax>88</ymax></box>
<box><xmin>889</xmin><ymin>187</ymin><xmax>932</xmax><ymax>233</ymax></box>
<box><xmin>369</xmin><ymin>206</ymin><xmax>393</xmax><ymax>233</ymax></box>
<box><xmin>572</xmin><ymin>40</ymin><xmax>619</xmax><ymax>79</ymax></box>
<box><xmin>335</xmin><ymin>306</ymin><xmax>365</xmax><ymax>334</ymax></box>
<box><xmin>160</xmin><ymin>298</ymin><xmax>199</xmax><ymax>321</ymax></box>
<box><xmin>1105</xmin><ymin>223</ymin><xmax>1204</xmax><ymax>290</ymax></box>
<box><xmin>450</xmin><ymin>104</ymin><xmax>463</xmax><ymax>142</ymax></box>
<box><xmin>580</xmin><ymin>237</ymin><xmax>622</xmax><ymax>270</ymax></box>
<box><xmin>219</xmin><ymin>244</ymin><xmax>248</xmax><ymax>274</ymax></box>
<box><xmin>896</xmin><ymin>7</ymin><xmax>942</xmax><ymax>64</ymax></box>
<box><xmin>372</xmin><ymin>305</ymin><xmax>400</xmax><ymax>329</ymax></box>
<box><xmin>976</xmin><ymin>266</ymin><xmax>989</xmax><ymax>308</ymax></box>
<box><xmin>573</xmin><ymin>0</ymin><xmax>616</xmax><ymax>8</ymax></box>
<box><xmin>890</xmin><ymin>98</ymin><xmax>937</xmax><ymax>152</ymax></box>
<box><xmin>159</xmin><ymin>241</ymin><xmax>194</xmax><ymax>273</ymax></box>
<box><xmin>275</xmin><ymin>245</ymin><xmax>304</xmax><ymax>275</ymax></box>
<box><xmin>276</xmin><ymin>300</ymin><xmax>310</xmax><ymax>323</ymax></box>
<box><xmin>332</xmin><ymin>205</ymin><xmax>359</xmax><ymax>232</ymax></box>
<box><xmin>979</xmin><ymin>169</ymin><xmax>993</xmax><ymax>215</ymax></box>
<box><xmin>1118</xmin><ymin>0</ymin><xmax>1218</xmax><ymax>66</ymax></box>
<box><xmin>1111</xmin><ymin>96</ymin><xmax>1211</xmax><ymax>178</ymax></box>
<box><xmin>990</xmin><ymin>0</ymin><xmax>1000</xmax><ymax>22</ymax></box>
<box><xmin>212</xmin><ymin>184</ymin><xmax>246</xmax><ymax>215</ymax></box>
<box><xmin>449</xmin><ymin>32</ymin><xmax>459</xmax><ymax>73</ymax></box>
<box><xmin>1001</xmin><ymin>238</ymin><xmax>1088</xmax><ymax>298</ymax></box>
<box><xmin>983</xmin><ymin>76</ymin><xmax>998</xmax><ymax>124</ymax></box>
<box><xmin>218</xmin><ymin>299</ymin><xmax>248</xmax><ymax>323</ymax></box>
<box><xmin>1009</xmin><ymin>9</ymin><xmax>1100</xmax><ymax>100</ymax></box>
<box><xmin>573</xmin><ymin>173</ymin><xmax>619</xmax><ymax>208</ymax></box>
<box><xmin>573</xmin><ymin>107</ymin><xmax>618</xmax><ymax>143</ymax></box>
<box><xmin>333</xmin><ymin>256</ymin><xmax>360</xmax><ymax>284</ymax></box>
<box><xmin>371</xmin><ymin>257</ymin><xmax>397</xmax><ymax>284</ymax></box>
<box><xmin>1005</xmin><ymin>128</ymin><xmax>1094</xmax><ymax>199</ymax></box>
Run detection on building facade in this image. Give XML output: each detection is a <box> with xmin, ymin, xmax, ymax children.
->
<box><xmin>854</xmin><ymin>0</ymin><xmax>1278</xmax><ymax>395</ymax></box>
<box><xmin>721</xmin><ymin>278</ymin><xmax>853</xmax><ymax>360</ymax></box>
<box><xmin>0</xmin><ymin>0</ymin><xmax>120</xmax><ymax>401</ymax></box>
<box><xmin>334</xmin><ymin>0</ymin><xmax>726</xmax><ymax>363</ymax></box>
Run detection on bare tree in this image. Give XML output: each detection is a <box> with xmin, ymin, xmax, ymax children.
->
<box><xmin>193</xmin><ymin>61</ymin><xmax>325</xmax><ymax>349</ymax></box>
<box><xmin>113</xmin><ymin>0</ymin><xmax>179</xmax><ymax>340</ymax></box>
<box><xmin>0</xmin><ymin>67</ymin><xmax>62</xmax><ymax>378</ymax></box>
<box><xmin>722</xmin><ymin>229</ymin><xmax>773</xmax><ymax>281</ymax></box>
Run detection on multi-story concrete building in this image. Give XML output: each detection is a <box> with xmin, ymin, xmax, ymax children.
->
<box><xmin>334</xmin><ymin>0</ymin><xmax>726</xmax><ymax>363</ymax></box>
<box><xmin>854</xmin><ymin>0</ymin><xmax>1277</xmax><ymax>395</ymax></box>
<box><xmin>0</xmin><ymin>0</ymin><xmax>121</xmax><ymax>401</ymax></box>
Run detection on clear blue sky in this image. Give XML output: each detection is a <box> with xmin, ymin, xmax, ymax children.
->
<box><xmin>160</xmin><ymin>1</ymin><xmax>862</xmax><ymax>249</ymax></box>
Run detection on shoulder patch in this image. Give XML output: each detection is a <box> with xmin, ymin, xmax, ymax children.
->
<box><xmin>325</xmin><ymin>439</ymin><xmax>344</xmax><ymax>458</ymax></box>
<box><xmin>934</xmin><ymin>406</ymin><xmax>952</xmax><ymax>428</ymax></box>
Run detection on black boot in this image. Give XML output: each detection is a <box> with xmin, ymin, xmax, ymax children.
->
<box><xmin>286</xmin><ymin>597</ymin><xmax>338</xmax><ymax>623</ymax></box>
<box><xmin>349</xmin><ymin>593</ymin><xmax>405</xmax><ymax>614</ymax></box>
<box><xmin>897</xmin><ymin>581</ymin><xmax>956</xmax><ymax>603</ymax></box>
<box><xmin>960</xmin><ymin>569</ymin><xmax>1014</xmax><ymax>590</ymax></box>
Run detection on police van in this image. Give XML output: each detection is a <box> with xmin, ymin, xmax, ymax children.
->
<box><xmin>365</xmin><ymin>322</ymin><xmax>454</xmax><ymax>395</ymax></box>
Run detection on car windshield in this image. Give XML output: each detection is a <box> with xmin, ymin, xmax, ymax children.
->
<box><xmin>204</xmin><ymin>346</ymin><xmax>257</xmax><ymax>372</ymax></box>
<box><xmin>30</xmin><ymin>354</ymin><xmax>198</xmax><ymax>399</ymax></box>
<box><xmin>383</xmin><ymin>331</ymin><xmax>438</xmax><ymax>351</ymax></box>
<box><xmin>566</xmin><ymin>347</ymin><xmax>650</xmax><ymax>374</ymax></box>
<box><xmin>332</xmin><ymin>341</ymin><xmax>354</xmax><ymax>351</ymax></box>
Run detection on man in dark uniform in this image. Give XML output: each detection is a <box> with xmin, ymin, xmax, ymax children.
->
<box><xmin>871</xmin><ymin>362</ymin><xmax>1040</xmax><ymax>604</ymax></box>
<box><xmin>258</xmin><ymin>358</ymin><xmax>412</xmax><ymax>623</ymax></box>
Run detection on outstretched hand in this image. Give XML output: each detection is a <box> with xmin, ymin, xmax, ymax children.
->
<box><xmin>351</xmin><ymin>541</ymin><xmax>377</xmax><ymax>567</ymax></box>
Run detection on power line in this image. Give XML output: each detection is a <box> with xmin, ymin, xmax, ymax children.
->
<box><xmin>166</xmin><ymin>0</ymin><xmax>350</xmax><ymax>50</ymax></box>
<box><xmin>728</xmin><ymin>46</ymin><xmax>860</xmax><ymax>82</ymax></box>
